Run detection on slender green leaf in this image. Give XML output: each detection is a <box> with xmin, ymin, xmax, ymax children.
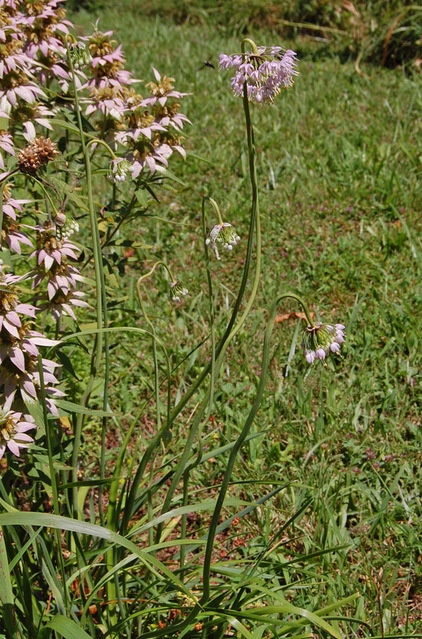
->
<box><xmin>46</xmin><ymin>614</ymin><xmax>93</xmax><ymax>639</ymax></box>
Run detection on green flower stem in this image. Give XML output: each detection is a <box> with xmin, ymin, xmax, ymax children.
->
<box><xmin>201</xmin><ymin>291</ymin><xmax>312</xmax><ymax>603</ymax></box>
<box><xmin>30</xmin><ymin>176</ymin><xmax>61</xmax><ymax>219</ymax></box>
<box><xmin>157</xmin><ymin>73</ymin><xmax>263</xmax><ymax>540</ymax></box>
<box><xmin>207</xmin><ymin>197</ymin><xmax>225</xmax><ymax>226</ymax></box>
<box><xmin>68</xmin><ymin>49</ymin><xmax>114</xmax><ymax>625</ymax></box>
<box><xmin>241</xmin><ymin>38</ymin><xmax>259</xmax><ymax>56</ymax></box>
<box><xmin>70</xmin><ymin>146</ymin><xmax>106</xmax><ymax>512</ymax></box>
<box><xmin>158</xmin><ymin>94</ymin><xmax>261</xmax><ymax>524</ymax></box>
<box><xmin>137</xmin><ymin>261</ymin><xmax>177</xmax><ymax>432</ymax></box>
<box><xmin>162</xmin><ymin>75</ymin><xmax>261</xmax><ymax>429</ymax></box>
<box><xmin>221</xmin><ymin>79</ymin><xmax>261</xmax><ymax>342</ymax></box>
<box><xmin>85</xmin><ymin>137</ymin><xmax>118</xmax><ymax>161</ymax></box>
<box><xmin>83</xmin><ymin>138</ymin><xmax>117</xmax><ymax>529</ymax></box>
<box><xmin>285</xmin><ymin>292</ymin><xmax>314</xmax><ymax>327</ymax></box>
<box><xmin>67</xmin><ymin>67</ymin><xmax>116</xmax><ymax>521</ymax></box>
<box><xmin>144</xmin><ymin>290</ymin><xmax>314</xmax><ymax>637</ymax></box>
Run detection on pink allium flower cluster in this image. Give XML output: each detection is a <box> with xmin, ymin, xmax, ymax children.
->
<box><xmin>219</xmin><ymin>46</ymin><xmax>298</xmax><ymax>104</ymax></box>
<box><xmin>302</xmin><ymin>322</ymin><xmax>346</xmax><ymax>364</ymax></box>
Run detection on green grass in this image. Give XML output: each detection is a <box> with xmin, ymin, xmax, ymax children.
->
<box><xmin>63</xmin><ymin>4</ymin><xmax>422</xmax><ymax>634</ymax></box>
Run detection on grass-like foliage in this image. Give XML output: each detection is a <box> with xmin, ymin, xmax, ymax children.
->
<box><xmin>0</xmin><ymin>2</ymin><xmax>421</xmax><ymax>639</ymax></box>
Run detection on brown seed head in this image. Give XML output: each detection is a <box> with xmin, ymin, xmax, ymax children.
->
<box><xmin>18</xmin><ymin>137</ymin><xmax>59</xmax><ymax>175</ymax></box>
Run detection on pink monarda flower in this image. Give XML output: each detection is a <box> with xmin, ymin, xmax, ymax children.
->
<box><xmin>0</xmin><ymin>265</ymin><xmax>63</xmax><ymax>414</ymax></box>
<box><xmin>22</xmin><ymin>0</ymin><xmax>73</xmax><ymax>60</ymax></box>
<box><xmin>0</xmin><ymin>131</ymin><xmax>15</xmax><ymax>170</ymax></box>
<box><xmin>0</xmin><ymin>16</ymin><xmax>46</xmax><ymax>109</ymax></box>
<box><xmin>1</xmin><ymin>184</ymin><xmax>32</xmax><ymax>255</ymax></box>
<box><xmin>20</xmin><ymin>0</ymin><xmax>75</xmax><ymax>88</ymax></box>
<box><xmin>86</xmin><ymin>30</ymin><xmax>134</xmax><ymax>91</ymax></box>
<box><xmin>0</xmin><ymin>406</ymin><xmax>36</xmax><ymax>459</ymax></box>
<box><xmin>31</xmin><ymin>221</ymin><xmax>88</xmax><ymax>320</ymax></box>
<box><xmin>302</xmin><ymin>322</ymin><xmax>346</xmax><ymax>364</ymax></box>
<box><xmin>82</xmin><ymin>29</ymin><xmax>134</xmax><ymax>124</ymax></box>
<box><xmin>219</xmin><ymin>45</ymin><xmax>298</xmax><ymax>104</ymax></box>
<box><xmin>117</xmin><ymin>70</ymin><xmax>190</xmax><ymax>178</ymax></box>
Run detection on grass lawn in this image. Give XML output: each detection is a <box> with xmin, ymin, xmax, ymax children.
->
<box><xmin>67</xmin><ymin>4</ymin><xmax>422</xmax><ymax>634</ymax></box>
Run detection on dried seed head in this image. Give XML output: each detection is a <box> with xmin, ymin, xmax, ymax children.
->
<box><xmin>18</xmin><ymin>136</ymin><xmax>59</xmax><ymax>175</ymax></box>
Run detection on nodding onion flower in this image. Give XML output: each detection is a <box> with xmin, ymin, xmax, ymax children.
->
<box><xmin>205</xmin><ymin>223</ymin><xmax>241</xmax><ymax>260</ymax></box>
<box><xmin>219</xmin><ymin>44</ymin><xmax>298</xmax><ymax>104</ymax></box>
<box><xmin>302</xmin><ymin>322</ymin><xmax>346</xmax><ymax>364</ymax></box>
<box><xmin>170</xmin><ymin>281</ymin><xmax>189</xmax><ymax>302</ymax></box>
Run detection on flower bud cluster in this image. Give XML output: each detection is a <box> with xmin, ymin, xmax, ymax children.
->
<box><xmin>302</xmin><ymin>322</ymin><xmax>346</xmax><ymax>364</ymax></box>
<box><xmin>170</xmin><ymin>281</ymin><xmax>189</xmax><ymax>302</ymax></box>
<box><xmin>219</xmin><ymin>46</ymin><xmax>298</xmax><ymax>104</ymax></box>
<box><xmin>107</xmin><ymin>157</ymin><xmax>132</xmax><ymax>183</ymax></box>
<box><xmin>69</xmin><ymin>41</ymin><xmax>92</xmax><ymax>70</ymax></box>
<box><xmin>206</xmin><ymin>223</ymin><xmax>241</xmax><ymax>260</ymax></box>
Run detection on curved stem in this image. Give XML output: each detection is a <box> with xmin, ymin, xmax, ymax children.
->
<box><xmin>29</xmin><ymin>176</ymin><xmax>61</xmax><ymax>218</ymax></box>
<box><xmin>206</xmin><ymin>197</ymin><xmax>224</xmax><ymax>226</ymax></box>
<box><xmin>136</xmin><ymin>261</ymin><xmax>176</xmax><ymax>432</ymax></box>
<box><xmin>241</xmin><ymin>38</ymin><xmax>259</xmax><ymax>55</ymax></box>
<box><xmin>163</xmin><ymin>78</ymin><xmax>261</xmax><ymax>427</ymax></box>
<box><xmin>201</xmin><ymin>292</ymin><xmax>311</xmax><ymax>602</ymax></box>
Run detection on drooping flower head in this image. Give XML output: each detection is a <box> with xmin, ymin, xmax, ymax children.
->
<box><xmin>205</xmin><ymin>223</ymin><xmax>241</xmax><ymax>260</ymax></box>
<box><xmin>302</xmin><ymin>322</ymin><xmax>346</xmax><ymax>364</ymax></box>
<box><xmin>219</xmin><ymin>42</ymin><xmax>298</xmax><ymax>104</ymax></box>
<box><xmin>170</xmin><ymin>280</ymin><xmax>189</xmax><ymax>303</ymax></box>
